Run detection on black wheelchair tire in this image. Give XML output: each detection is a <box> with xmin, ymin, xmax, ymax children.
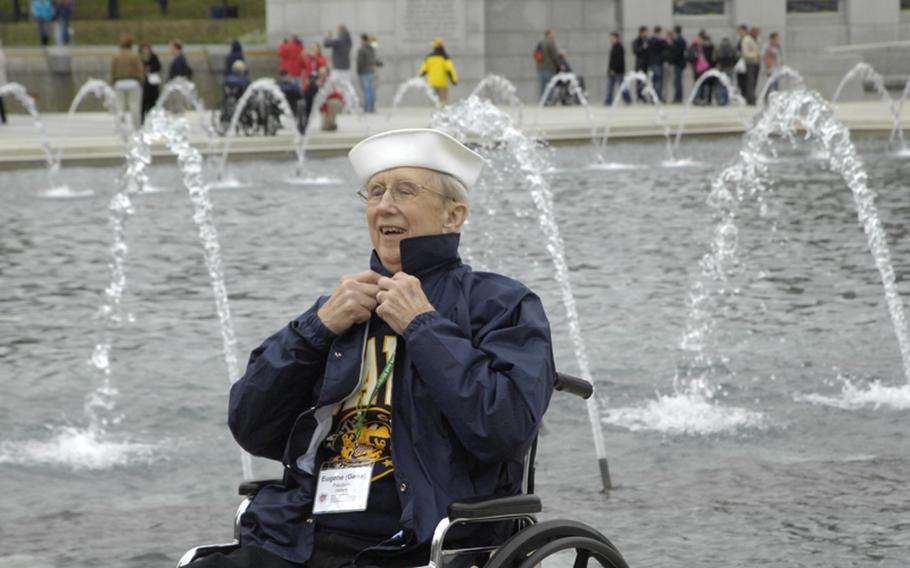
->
<box><xmin>483</xmin><ymin>519</ymin><xmax>623</xmax><ymax>568</ymax></box>
<box><xmin>517</xmin><ymin>536</ymin><xmax>628</xmax><ymax>568</ymax></box>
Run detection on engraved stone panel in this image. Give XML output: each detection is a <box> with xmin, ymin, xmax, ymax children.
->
<box><xmin>396</xmin><ymin>0</ymin><xmax>466</xmax><ymax>53</ymax></box>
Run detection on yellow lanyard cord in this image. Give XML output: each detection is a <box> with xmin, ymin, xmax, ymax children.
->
<box><xmin>353</xmin><ymin>350</ymin><xmax>396</xmax><ymax>443</ymax></box>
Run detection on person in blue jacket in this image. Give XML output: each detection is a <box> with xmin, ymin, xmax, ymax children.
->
<box><xmin>196</xmin><ymin>128</ymin><xmax>555</xmax><ymax>568</ymax></box>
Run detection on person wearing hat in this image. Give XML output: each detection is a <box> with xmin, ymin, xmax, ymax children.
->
<box><xmin>418</xmin><ymin>38</ymin><xmax>458</xmax><ymax>105</ymax></box>
<box><xmin>207</xmin><ymin>129</ymin><xmax>555</xmax><ymax>568</ymax></box>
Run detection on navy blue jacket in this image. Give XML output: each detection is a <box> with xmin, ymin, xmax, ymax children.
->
<box><xmin>228</xmin><ymin>233</ymin><xmax>555</xmax><ymax>563</ymax></box>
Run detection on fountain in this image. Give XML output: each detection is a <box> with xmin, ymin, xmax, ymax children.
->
<box><xmin>214</xmin><ymin>78</ymin><xmax>301</xmax><ymax>183</ymax></box>
<box><xmin>0</xmin><ymin>82</ymin><xmax>58</xmax><ymax>185</ymax></box>
<box><xmin>538</xmin><ymin>72</ymin><xmax>588</xmax><ymax>108</ymax></box>
<box><xmin>292</xmin><ymin>75</ymin><xmax>365</xmax><ymax>179</ymax></box>
<box><xmin>54</xmin><ymin>79</ymin><xmax>129</xmax><ymax>189</ymax></box>
<box><xmin>152</xmin><ymin>77</ymin><xmax>216</xmax><ymax>157</ymax></box>
<box><xmin>598</xmin><ymin>71</ymin><xmax>676</xmax><ymax>165</ymax></box>
<box><xmin>107</xmin><ymin>107</ymin><xmax>253</xmax><ymax>478</ymax></box>
<box><xmin>385</xmin><ymin>77</ymin><xmax>442</xmax><ymax>123</ymax></box>
<box><xmin>434</xmin><ymin>96</ymin><xmax>612</xmax><ymax>492</ymax></box>
<box><xmin>535</xmin><ymin>72</ymin><xmax>604</xmax><ymax>163</ymax></box>
<box><xmin>830</xmin><ymin>62</ymin><xmax>904</xmax><ymax>150</ymax></box>
<box><xmin>470</xmin><ymin>73</ymin><xmax>524</xmax><ymax>127</ymax></box>
<box><xmin>890</xmin><ymin>74</ymin><xmax>910</xmax><ymax>153</ymax></box>
<box><xmin>757</xmin><ymin>65</ymin><xmax>805</xmax><ymax>109</ymax></box>
<box><xmin>672</xmin><ymin>69</ymin><xmax>749</xmax><ymax>158</ymax></box>
<box><xmin>607</xmin><ymin>87</ymin><xmax>910</xmax><ymax>435</ymax></box>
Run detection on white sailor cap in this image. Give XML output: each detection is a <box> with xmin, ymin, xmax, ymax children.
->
<box><xmin>348</xmin><ymin>128</ymin><xmax>484</xmax><ymax>190</ymax></box>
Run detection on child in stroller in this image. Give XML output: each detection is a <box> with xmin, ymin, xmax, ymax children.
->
<box><xmin>543</xmin><ymin>53</ymin><xmax>587</xmax><ymax>106</ymax></box>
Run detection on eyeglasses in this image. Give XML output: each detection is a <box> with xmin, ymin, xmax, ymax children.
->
<box><xmin>356</xmin><ymin>180</ymin><xmax>446</xmax><ymax>204</ymax></box>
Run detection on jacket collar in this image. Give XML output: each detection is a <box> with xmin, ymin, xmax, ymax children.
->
<box><xmin>369</xmin><ymin>233</ymin><xmax>462</xmax><ymax>278</ymax></box>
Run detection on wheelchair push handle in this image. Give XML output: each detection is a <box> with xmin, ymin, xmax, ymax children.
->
<box><xmin>554</xmin><ymin>372</ymin><xmax>594</xmax><ymax>399</ymax></box>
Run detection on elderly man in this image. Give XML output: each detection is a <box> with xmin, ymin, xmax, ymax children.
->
<box><xmin>196</xmin><ymin>129</ymin><xmax>555</xmax><ymax>568</ymax></box>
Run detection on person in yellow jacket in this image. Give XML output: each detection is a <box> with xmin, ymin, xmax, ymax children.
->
<box><xmin>418</xmin><ymin>38</ymin><xmax>458</xmax><ymax>105</ymax></box>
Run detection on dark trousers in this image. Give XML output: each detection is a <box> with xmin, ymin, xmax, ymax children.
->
<box><xmin>649</xmin><ymin>63</ymin><xmax>664</xmax><ymax>102</ymax></box>
<box><xmin>743</xmin><ymin>63</ymin><xmax>759</xmax><ymax>105</ymax></box>
<box><xmin>605</xmin><ymin>72</ymin><xmax>630</xmax><ymax>105</ymax></box>
<box><xmin>0</xmin><ymin>96</ymin><xmax>6</xmax><ymax>123</ymax></box>
<box><xmin>672</xmin><ymin>64</ymin><xmax>684</xmax><ymax>102</ymax></box>
<box><xmin>38</xmin><ymin>19</ymin><xmax>50</xmax><ymax>45</ymax></box>
<box><xmin>696</xmin><ymin>75</ymin><xmax>715</xmax><ymax>104</ymax></box>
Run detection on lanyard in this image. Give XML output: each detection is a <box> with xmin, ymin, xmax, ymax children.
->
<box><xmin>352</xmin><ymin>349</ymin><xmax>396</xmax><ymax>444</ymax></box>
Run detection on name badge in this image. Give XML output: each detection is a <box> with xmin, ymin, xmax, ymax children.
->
<box><xmin>312</xmin><ymin>460</ymin><xmax>374</xmax><ymax>514</ymax></box>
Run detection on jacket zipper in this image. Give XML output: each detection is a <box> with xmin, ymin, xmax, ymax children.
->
<box><xmin>283</xmin><ymin>320</ymin><xmax>371</xmax><ymax>469</ymax></box>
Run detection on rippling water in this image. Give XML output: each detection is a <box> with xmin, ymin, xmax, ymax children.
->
<box><xmin>1</xmin><ymin>136</ymin><xmax>909</xmax><ymax>567</ymax></box>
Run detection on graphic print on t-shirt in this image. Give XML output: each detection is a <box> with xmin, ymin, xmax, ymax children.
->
<box><xmin>323</xmin><ymin>334</ymin><xmax>397</xmax><ymax>482</ymax></box>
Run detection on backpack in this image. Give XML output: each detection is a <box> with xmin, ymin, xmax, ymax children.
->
<box><xmin>533</xmin><ymin>42</ymin><xmax>544</xmax><ymax>63</ymax></box>
<box><xmin>685</xmin><ymin>44</ymin><xmax>699</xmax><ymax>64</ymax></box>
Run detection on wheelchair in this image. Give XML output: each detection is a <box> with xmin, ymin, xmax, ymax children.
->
<box><xmin>212</xmin><ymin>85</ymin><xmax>285</xmax><ymax>137</ymax></box>
<box><xmin>177</xmin><ymin>373</ymin><xmax>629</xmax><ymax>568</ymax></box>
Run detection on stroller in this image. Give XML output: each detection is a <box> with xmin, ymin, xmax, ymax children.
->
<box><xmin>543</xmin><ymin>55</ymin><xmax>588</xmax><ymax>106</ymax></box>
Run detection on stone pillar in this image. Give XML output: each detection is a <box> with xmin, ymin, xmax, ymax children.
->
<box><xmin>845</xmin><ymin>0</ymin><xmax>899</xmax><ymax>43</ymax></box>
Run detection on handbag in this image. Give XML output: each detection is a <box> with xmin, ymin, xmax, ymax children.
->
<box><xmin>695</xmin><ymin>53</ymin><xmax>710</xmax><ymax>75</ymax></box>
<box><xmin>733</xmin><ymin>57</ymin><xmax>746</xmax><ymax>75</ymax></box>
<box><xmin>147</xmin><ymin>72</ymin><xmax>161</xmax><ymax>86</ymax></box>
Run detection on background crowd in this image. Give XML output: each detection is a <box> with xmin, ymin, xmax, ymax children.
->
<box><xmin>0</xmin><ymin>10</ymin><xmax>787</xmax><ymax>134</ymax></box>
<box><xmin>536</xmin><ymin>24</ymin><xmax>782</xmax><ymax>107</ymax></box>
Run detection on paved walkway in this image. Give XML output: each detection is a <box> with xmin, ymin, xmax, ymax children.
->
<box><xmin>0</xmin><ymin>101</ymin><xmax>908</xmax><ymax>169</ymax></box>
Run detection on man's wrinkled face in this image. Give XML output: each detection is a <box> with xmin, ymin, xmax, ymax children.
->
<box><xmin>365</xmin><ymin>167</ymin><xmax>461</xmax><ymax>273</ymax></box>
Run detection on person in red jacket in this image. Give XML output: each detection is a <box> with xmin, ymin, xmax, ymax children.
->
<box><xmin>277</xmin><ymin>35</ymin><xmax>304</xmax><ymax>88</ymax></box>
<box><xmin>301</xmin><ymin>42</ymin><xmax>329</xmax><ymax>92</ymax></box>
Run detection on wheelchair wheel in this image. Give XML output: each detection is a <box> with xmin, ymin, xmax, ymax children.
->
<box><xmin>211</xmin><ymin>108</ymin><xmax>228</xmax><ymax>137</ymax></box>
<box><xmin>264</xmin><ymin>106</ymin><xmax>282</xmax><ymax>136</ymax></box>
<box><xmin>483</xmin><ymin>519</ymin><xmax>626</xmax><ymax>568</ymax></box>
<box><xmin>517</xmin><ymin>536</ymin><xmax>627</xmax><ymax>568</ymax></box>
<box><xmin>239</xmin><ymin>107</ymin><xmax>258</xmax><ymax>137</ymax></box>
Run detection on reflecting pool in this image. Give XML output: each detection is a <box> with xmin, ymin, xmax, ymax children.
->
<box><xmin>1</xmin><ymin>136</ymin><xmax>908</xmax><ymax>567</ymax></box>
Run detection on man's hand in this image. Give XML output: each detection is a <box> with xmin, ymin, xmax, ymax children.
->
<box><xmin>317</xmin><ymin>271</ymin><xmax>381</xmax><ymax>335</ymax></box>
<box><xmin>376</xmin><ymin>272</ymin><xmax>435</xmax><ymax>335</ymax></box>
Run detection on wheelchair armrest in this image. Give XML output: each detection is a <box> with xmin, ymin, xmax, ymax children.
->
<box><xmin>555</xmin><ymin>372</ymin><xmax>593</xmax><ymax>399</ymax></box>
<box><xmin>447</xmin><ymin>494</ymin><xmax>542</xmax><ymax>520</ymax></box>
<box><xmin>237</xmin><ymin>478</ymin><xmax>283</xmax><ymax>496</ymax></box>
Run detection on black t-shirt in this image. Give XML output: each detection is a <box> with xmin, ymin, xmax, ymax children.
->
<box><xmin>314</xmin><ymin>314</ymin><xmax>403</xmax><ymax>538</ymax></box>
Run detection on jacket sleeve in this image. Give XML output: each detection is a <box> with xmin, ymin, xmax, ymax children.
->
<box><xmin>418</xmin><ymin>59</ymin><xmax>428</xmax><ymax>77</ymax></box>
<box><xmin>403</xmin><ymin>282</ymin><xmax>554</xmax><ymax>463</ymax></box>
<box><xmin>446</xmin><ymin>60</ymin><xmax>458</xmax><ymax>85</ymax></box>
<box><xmin>228</xmin><ymin>298</ymin><xmax>335</xmax><ymax>461</ymax></box>
<box><xmin>544</xmin><ymin>42</ymin><xmax>560</xmax><ymax>70</ymax></box>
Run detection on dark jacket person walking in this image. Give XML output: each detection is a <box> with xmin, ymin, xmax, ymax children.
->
<box><xmin>168</xmin><ymin>40</ymin><xmax>193</xmax><ymax>80</ymax></box>
<box><xmin>631</xmin><ymin>26</ymin><xmax>649</xmax><ymax>101</ymax></box>
<box><xmin>139</xmin><ymin>43</ymin><xmax>162</xmax><ymax>123</ymax></box>
<box><xmin>606</xmin><ymin>32</ymin><xmax>629</xmax><ymax>105</ymax></box>
<box><xmin>324</xmin><ymin>24</ymin><xmax>353</xmax><ymax>81</ymax></box>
